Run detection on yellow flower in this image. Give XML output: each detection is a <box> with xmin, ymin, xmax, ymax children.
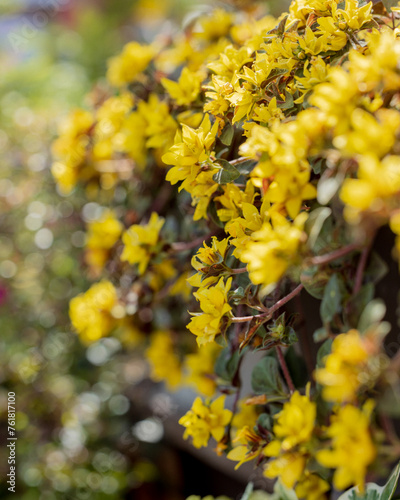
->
<box><xmin>295</xmin><ymin>472</ymin><xmax>330</xmax><ymax>500</ymax></box>
<box><xmin>216</xmin><ymin>181</ymin><xmax>256</xmax><ymax>223</ymax></box>
<box><xmin>227</xmin><ymin>82</ymin><xmax>259</xmax><ymax>124</ymax></box>
<box><xmin>184</xmin><ymin>343</ymin><xmax>222</xmax><ymax>397</ymax></box>
<box><xmin>207</xmin><ymin>45</ymin><xmax>252</xmax><ymax>79</ymax></box>
<box><xmin>189</xmin><ymin>169</ymin><xmax>219</xmax><ymax>221</ymax></box>
<box><xmin>317</xmin><ymin>402</ymin><xmax>376</xmax><ymax>492</ymax></box>
<box><xmin>120</xmin><ymin>212</ymin><xmax>164</xmax><ymax>275</ymax></box>
<box><xmin>264</xmin><ymin>452</ymin><xmax>307</xmax><ymax>489</ymax></box>
<box><xmin>92</xmin><ymin>93</ymin><xmax>134</xmax><ymax>160</ymax></box>
<box><xmin>263</xmin><ymin>389</ymin><xmax>316</xmax><ymax>489</ymax></box>
<box><xmin>340</xmin><ymin>154</ymin><xmax>400</xmax><ymax>223</ymax></box>
<box><xmin>169</xmin><ymin>270</ymin><xmax>193</xmax><ymax>300</ymax></box>
<box><xmin>295</xmin><ymin>57</ymin><xmax>329</xmax><ymax>103</ymax></box>
<box><xmin>51</xmin><ymin>109</ymin><xmax>94</xmax><ymax>194</ymax></box>
<box><xmin>241</xmin><ymin>212</ymin><xmax>307</xmax><ymax>287</ymax></box>
<box><xmin>195</xmin><ymin>9</ymin><xmax>233</xmax><ymax>41</ymax></box>
<box><xmin>240</xmin><ymin>118</ymin><xmax>317</xmax><ymax>218</ymax></box>
<box><xmin>85</xmin><ymin>210</ymin><xmax>123</xmax><ymax>274</ymax></box>
<box><xmin>314</xmin><ymin>329</ymin><xmax>369</xmax><ymax>403</ymax></box>
<box><xmin>147</xmin><ymin>259</ymin><xmax>177</xmax><ymax>292</ymax></box>
<box><xmin>348</xmin><ymin>31</ymin><xmax>400</xmax><ymax>92</ymax></box>
<box><xmin>163</xmin><ymin>114</ymin><xmax>218</xmax><ymax>171</ymax></box>
<box><xmin>116</xmin><ymin>110</ymin><xmax>147</xmax><ymax>167</ymax></box>
<box><xmin>107</xmin><ymin>41</ymin><xmax>155</xmax><ymax>87</ymax></box>
<box><xmin>187</xmin><ymin>277</ymin><xmax>232</xmax><ymax>346</ymax></box>
<box><xmin>227</xmin><ymin>425</ymin><xmax>263</xmax><ymax>469</ymax></box>
<box><xmin>179</xmin><ymin>395</ymin><xmax>232</xmax><ymax>448</ymax></box>
<box><xmin>333</xmin><ymin>109</ymin><xmax>400</xmax><ymax>158</ymax></box>
<box><xmin>252</xmin><ymin>97</ymin><xmax>283</xmax><ymax>124</ymax></box>
<box><xmin>69</xmin><ymin>281</ymin><xmax>118</xmax><ymax>344</ymax></box>
<box><xmin>231</xmin><ymin>400</ymin><xmax>259</xmax><ymax>431</ymax></box>
<box><xmin>204</xmin><ymin>76</ymin><xmax>232</xmax><ymax>116</ymax></box>
<box><xmin>225</xmin><ymin>199</ymin><xmax>269</xmax><ymax>258</ymax></box>
<box><xmin>332</xmin><ymin>0</ymin><xmax>372</xmax><ymax>32</ymax></box>
<box><xmin>273</xmin><ymin>391</ymin><xmax>316</xmax><ymax>450</ymax></box>
<box><xmin>162</xmin><ymin>67</ymin><xmax>203</xmax><ymax>106</ymax></box>
<box><xmin>145</xmin><ymin>331</ymin><xmax>182</xmax><ymax>390</ymax></box>
<box><xmin>188</xmin><ymin>237</ymin><xmax>231</xmax><ymax>288</ymax></box>
<box><xmin>289</xmin><ymin>0</ymin><xmax>339</xmax><ymax>24</ymax></box>
<box><xmin>309</xmin><ymin>67</ymin><xmax>358</xmax><ymax>131</ymax></box>
<box><xmin>138</xmin><ymin>93</ymin><xmax>178</xmax><ymax>152</ymax></box>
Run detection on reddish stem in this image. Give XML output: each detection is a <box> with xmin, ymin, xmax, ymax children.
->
<box><xmin>310</xmin><ymin>243</ymin><xmax>360</xmax><ymax>266</ymax></box>
<box><xmin>231</xmin><ymin>284</ymin><xmax>304</xmax><ymax>323</ymax></box>
<box><xmin>230</xmin><ymin>266</ymin><xmax>248</xmax><ymax>274</ymax></box>
<box><xmin>170</xmin><ymin>231</ymin><xmax>218</xmax><ymax>252</ymax></box>
<box><xmin>353</xmin><ymin>244</ymin><xmax>371</xmax><ymax>295</ymax></box>
<box><xmin>276</xmin><ymin>346</ymin><xmax>295</xmax><ymax>394</ymax></box>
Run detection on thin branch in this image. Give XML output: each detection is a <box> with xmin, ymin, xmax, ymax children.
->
<box><xmin>309</xmin><ymin>243</ymin><xmax>360</xmax><ymax>266</ymax></box>
<box><xmin>353</xmin><ymin>244</ymin><xmax>371</xmax><ymax>295</ymax></box>
<box><xmin>170</xmin><ymin>231</ymin><xmax>218</xmax><ymax>253</ymax></box>
<box><xmin>230</xmin><ymin>266</ymin><xmax>248</xmax><ymax>275</ymax></box>
<box><xmin>276</xmin><ymin>346</ymin><xmax>295</xmax><ymax>394</ymax></box>
<box><xmin>230</xmin><ymin>156</ymin><xmax>250</xmax><ymax>166</ymax></box>
<box><xmin>231</xmin><ymin>284</ymin><xmax>304</xmax><ymax>323</ymax></box>
<box><xmin>295</xmin><ymin>294</ymin><xmax>315</xmax><ymax>379</ymax></box>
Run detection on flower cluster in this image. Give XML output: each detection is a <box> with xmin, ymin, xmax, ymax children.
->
<box><xmin>179</xmin><ymin>396</ymin><xmax>232</xmax><ymax>449</ymax></box>
<box><xmin>53</xmin><ymin>0</ymin><xmax>400</xmax><ymax>498</ymax></box>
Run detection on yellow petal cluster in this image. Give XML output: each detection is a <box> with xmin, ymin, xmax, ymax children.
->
<box><xmin>317</xmin><ymin>402</ymin><xmax>376</xmax><ymax>492</ymax></box>
<box><xmin>315</xmin><ymin>329</ymin><xmax>370</xmax><ymax>403</ymax></box>
<box><xmin>145</xmin><ymin>331</ymin><xmax>182</xmax><ymax>390</ymax></box>
<box><xmin>264</xmin><ymin>390</ymin><xmax>317</xmax><ymax>489</ymax></box>
<box><xmin>120</xmin><ymin>212</ymin><xmax>164</xmax><ymax>275</ymax></box>
<box><xmin>85</xmin><ymin>210</ymin><xmax>123</xmax><ymax>274</ymax></box>
<box><xmin>69</xmin><ymin>280</ymin><xmax>118</xmax><ymax>344</ymax></box>
<box><xmin>107</xmin><ymin>41</ymin><xmax>156</xmax><ymax>87</ymax></box>
<box><xmin>187</xmin><ymin>277</ymin><xmax>232</xmax><ymax>345</ymax></box>
<box><xmin>179</xmin><ymin>395</ymin><xmax>232</xmax><ymax>448</ymax></box>
<box><xmin>241</xmin><ymin>212</ymin><xmax>307</xmax><ymax>287</ymax></box>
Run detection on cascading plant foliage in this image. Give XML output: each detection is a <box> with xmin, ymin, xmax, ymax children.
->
<box><xmin>52</xmin><ymin>0</ymin><xmax>400</xmax><ymax>498</ymax></box>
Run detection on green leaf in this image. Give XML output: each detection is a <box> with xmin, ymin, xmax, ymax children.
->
<box><xmin>305</xmin><ymin>207</ymin><xmax>332</xmax><ymax>250</ymax></box>
<box><xmin>300</xmin><ymin>265</ymin><xmax>330</xmax><ymax>299</ymax></box>
<box><xmin>337</xmin><ymin>461</ymin><xmax>400</xmax><ymax>500</ymax></box>
<box><xmin>364</xmin><ymin>252</ymin><xmax>388</xmax><ymax>285</ymax></box>
<box><xmin>207</xmin><ymin>200</ymin><xmax>225</xmax><ymax>228</ymax></box>
<box><xmin>320</xmin><ymin>274</ymin><xmax>343</xmax><ymax>324</ymax></box>
<box><xmin>230</xmin><ymin>286</ymin><xmax>245</xmax><ymax>304</ymax></box>
<box><xmin>256</xmin><ymin>413</ymin><xmax>273</xmax><ymax>431</ymax></box>
<box><xmin>273</xmin><ymin>479</ymin><xmax>299</xmax><ymax>500</ymax></box>
<box><xmin>251</xmin><ymin>356</ymin><xmax>284</xmax><ymax>395</ymax></box>
<box><xmin>313</xmin><ymin>327</ymin><xmax>329</xmax><ymax>342</ymax></box>
<box><xmin>345</xmin><ymin>283</ymin><xmax>375</xmax><ymax>330</ymax></box>
<box><xmin>236</xmin><ymin>160</ymin><xmax>257</xmax><ymax>175</ymax></box>
<box><xmin>285</xmin><ymin>346</ymin><xmax>308</xmax><ymax>388</ymax></box>
<box><xmin>317</xmin><ymin>176</ymin><xmax>342</xmax><ymax>205</ymax></box>
<box><xmin>220</xmin><ymin>123</ymin><xmax>234</xmax><ymax>146</ymax></box>
<box><xmin>278</xmin><ymin>90</ymin><xmax>294</xmax><ymax>110</ymax></box>
<box><xmin>316</xmin><ymin>339</ymin><xmax>333</xmax><ymax>367</ymax></box>
<box><xmin>249</xmin><ymin>492</ymin><xmax>274</xmax><ymax>500</ymax></box>
<box><xmin>311</xmin><ymin>157</ymin><xmax>324</xmax><ymax>175</ymax></box>
<box><xmin>308</xmin><ymin>211</ymin><xmax>334</xmax><ymax>254</ymax></box>
<box><xmin>213</xmin><ymin>159</ymin><xmax>241</xmax><ymax>184</ymax></box>
<box><xmin>382</xmin><ymin>0</ymin><xmax>399</xmax><ymax>12</ymax></box>
<box><xmin>378</xmin><ymin>383</ymin><xmax>400</xmax><ymax>417</ymax></box>
<box><xmin>358</xmin><ymin>299</ymin><xmax>386</xmax><ymax>334</ymax></box>
<box><xmin>240</xmin><ymin>483</ymin><xmax>254</xmax><ymax>500</ymax></box>
<box><xmin>215</xmin><ymin>347</ymin><xmax>241</xmax><ymax>383</ymax></box>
